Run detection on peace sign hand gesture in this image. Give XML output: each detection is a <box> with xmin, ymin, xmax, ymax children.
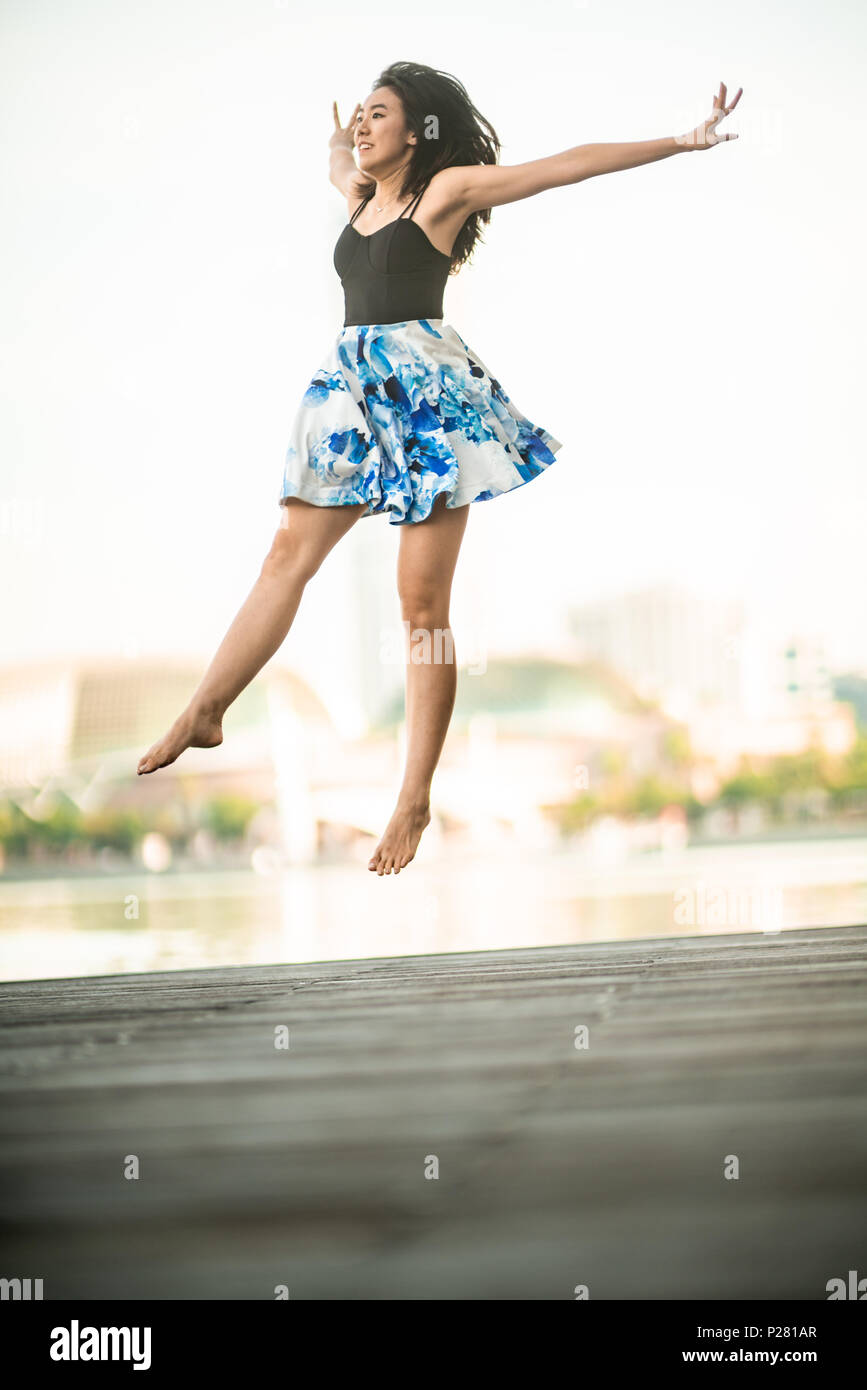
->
<box><xmin>679</xmin><ymin>81</ymin><xmax>743</xmax><ymax>151</ymax></box>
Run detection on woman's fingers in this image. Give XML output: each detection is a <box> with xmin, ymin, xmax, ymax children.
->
<box><xmin>333</xmin><ymin>100</ymin><xmax>364</xmax><ymax>135</ymax></box>
<box><xmin>716</xmin><ymin>82</ymin><xmax>743</xmax><ymax>117</ymax></box>
<box><xmin>687</xmin><ymin>82</ymin><xmax>743</xmax><ymax>149</ymax></box>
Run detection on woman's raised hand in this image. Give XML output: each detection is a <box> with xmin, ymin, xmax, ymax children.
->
<box><xmin>330</xmin><ymin>101</ymin><xmax>361</xmax><ymax>153</ymax></box>
<box><xmin>680</xmin><ymin>82</ymin><xmax>743</xmax><ymax>150</ymax></box>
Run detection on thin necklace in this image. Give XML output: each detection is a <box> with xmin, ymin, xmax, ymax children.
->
<box><xmin>374</xmin><ymin>165</ymin><xmax>414</xmax><ymax>212</ymax></box>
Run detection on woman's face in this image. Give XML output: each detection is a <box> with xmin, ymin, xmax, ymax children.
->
<box><xmin>354</xmin><ymin>86</ymin><xmax>416</xmax><ymax>176</ymax></box>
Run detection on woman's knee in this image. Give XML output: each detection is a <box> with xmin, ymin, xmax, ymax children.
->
<box><xmin>262</xmin><ymin>526</ymin><xmax>322</xmax><ymax>584</ymax></box>
<box><xmin>398</xmin><ymin>586</ymin><xmax>451</xmax><ymax>630</ymax></box>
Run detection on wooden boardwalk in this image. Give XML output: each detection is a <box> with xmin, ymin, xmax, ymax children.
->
<box><xmin>1</xmin><ymin>923</ymin><xmax>866</xmax><ymax>1300</ymax></box>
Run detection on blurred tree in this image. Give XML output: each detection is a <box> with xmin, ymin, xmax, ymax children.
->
<box><xmin>201</xmin><ymin>795</ymin><xmax>260</xmax><ymax>841</ymax></box>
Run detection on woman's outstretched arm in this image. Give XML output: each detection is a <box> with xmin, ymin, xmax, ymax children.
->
<box><xmin>451</xmin><ymin>81</ymin><xmax>742</xmax><ymax>214</ymax></box>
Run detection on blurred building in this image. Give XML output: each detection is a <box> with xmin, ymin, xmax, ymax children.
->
<box><xmin>567</xmin><ymin>584</ymin><xmax>855</xmax><ymax>767</ymax></box>
<box><xmin>569</xmin><ymin>582</ymin><xmax>747</xmax><ymax>714</ymax></box>
<box><xmin>0</xmin><ymin>658</ymin><xmax>331</xmax><ymax>788</ymax></box>
<box><xmin>779</xmin><ymin>635</ymin><xmax>833</xmax><ymax>706</ymax></box>
<box><xmin>0</xmin><ymin>653</ymin><xmax>680</xmax><ymax>862</ymax></box>
<box><xmin>0</xmin><ymin>658</ymin><xmax>336</xmax><ymax>864</ymax></box>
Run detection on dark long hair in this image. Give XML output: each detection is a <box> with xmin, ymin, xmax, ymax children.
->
<box><xmin>368</xmin><ymin>61</ymin><xmax>501</xmax><ymax>273</ymax></box>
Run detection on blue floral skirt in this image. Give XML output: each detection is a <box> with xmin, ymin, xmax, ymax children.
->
<box><xmin>279</xmin><ymin>318</ymin><xmax>563</xmax><ymax>525</ymax></box>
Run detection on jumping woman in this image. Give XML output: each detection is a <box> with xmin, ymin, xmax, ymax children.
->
<box><xmin>137</xmin><ymin>61</ymin><xmax>742</xmax><ymax>876</ymax></box>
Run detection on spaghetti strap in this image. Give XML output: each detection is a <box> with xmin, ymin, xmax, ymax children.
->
<box><xmin>399</xmin><ymin>184</ymin><xmax>428</xmax><ymax>222</ymax></box>
<box><xmin>349</xmin><ymin>191</ymin><xmax>374</xmax><ymax>226</ymax></box>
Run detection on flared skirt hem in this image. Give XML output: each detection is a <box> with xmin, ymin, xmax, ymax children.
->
<box><xmin>279</xmin><ymin>318</ymin><xmax>564</xmax><ymax>527</ymax></box>
<box><xmin>278</xmin><ymin>443</ymin><xmax>564</xmax><ymax>521</ymax></box>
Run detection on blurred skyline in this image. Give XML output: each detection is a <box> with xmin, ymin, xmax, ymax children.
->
<box><xmin>2</xmin><ymin>0</ymin><xmax>866</xmax><ymax>703</ymax></box>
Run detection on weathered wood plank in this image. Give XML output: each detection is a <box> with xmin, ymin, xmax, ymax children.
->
<box><xmin>0</xmin><ymin>923</ymin><xmax>865</xmax><ymax>1298</ymax></box>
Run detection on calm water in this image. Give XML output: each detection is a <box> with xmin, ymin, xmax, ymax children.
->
<box><xmin>0</xmin><ymin>836</ymin><xmax>865</xmax><ymax>981</ymax></box>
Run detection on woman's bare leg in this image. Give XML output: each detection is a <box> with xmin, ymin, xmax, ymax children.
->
<box><xmin>369</xmin><ymin>492</ymin><xmax>470</xmax><ymax>874</ymax></box>
<box><xmin>137</xmin><ymin>499</ymin><xmax>368</xmax><ymax>774</ymax></box>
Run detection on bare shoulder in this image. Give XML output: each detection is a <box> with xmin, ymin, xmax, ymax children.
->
<box><xmin>421</xmin><ymin>165</ymin><xmax>479</xmax><ymax>218</ymax></box>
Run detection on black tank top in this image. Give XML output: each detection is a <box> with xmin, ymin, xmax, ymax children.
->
<box><xmin>333</xmin><ymin>182</ymin><xmax>451</xmax><ymax>328</ymax></box>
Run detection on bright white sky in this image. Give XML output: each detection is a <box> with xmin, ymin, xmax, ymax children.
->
<box><xmin>2</xmin><ymin>0</ymin><xmax>865</xmax><ymax>709</ymax></box>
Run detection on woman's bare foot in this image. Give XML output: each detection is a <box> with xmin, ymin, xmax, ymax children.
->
<box><xmin>137</xmin><ymin>703</ymin><xmax>224</xmax><ymax>775</ymax></box>
<box><xmin>368</xmin><ymin>798</ymin><xmax>431</xmax><ymax>875</ymax></box>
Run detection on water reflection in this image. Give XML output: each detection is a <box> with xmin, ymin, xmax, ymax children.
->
<box><xmin>0</xmin><ymin>838</ymin><xmax>865</xmax><ymax>981</ymax></box>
